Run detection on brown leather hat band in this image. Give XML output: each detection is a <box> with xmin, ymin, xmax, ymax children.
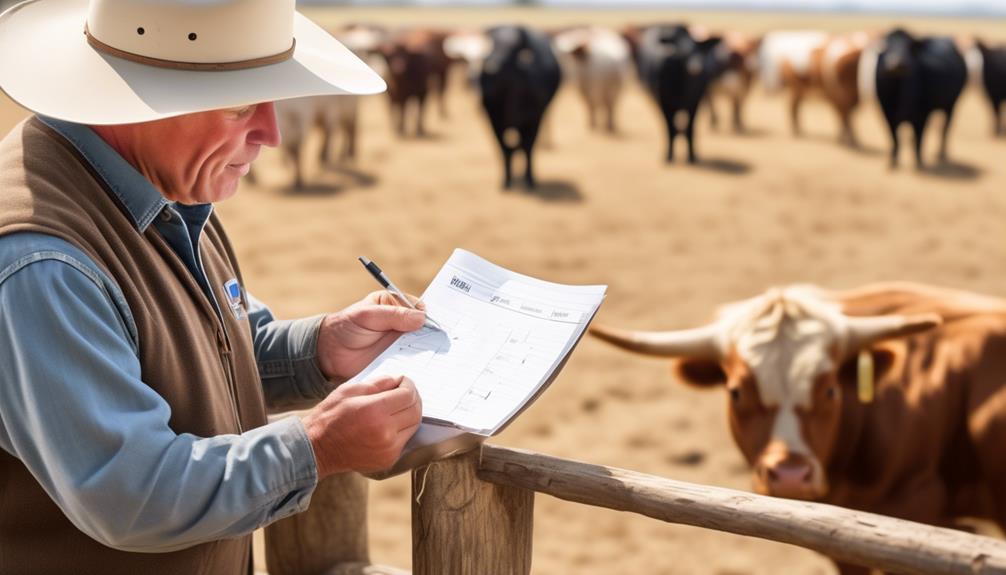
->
<box><xmin>84</xmin><ymin>25</ymin><xmax>295</xmax><ymax>71</ymax></box>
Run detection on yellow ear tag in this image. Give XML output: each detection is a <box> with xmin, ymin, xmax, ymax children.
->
<box><xmin>857</xmin><ymin>349</ymin><xmax>875</xmax><ymax>404</ymax></box>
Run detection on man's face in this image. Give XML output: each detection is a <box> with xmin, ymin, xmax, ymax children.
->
<box><xmin>133</xmin><ymin>102</ymin><xmax>280</xmax><ymax>204</ymax></box>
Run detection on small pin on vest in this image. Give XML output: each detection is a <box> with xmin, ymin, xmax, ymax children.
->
<box><xmin>223</xmin><ymin>278</ymin><xmax>246</xmax><ymax>321</ymax></box>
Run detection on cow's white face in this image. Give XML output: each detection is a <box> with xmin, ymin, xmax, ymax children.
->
<box><xmin>590</xmin><ymin>285</ymin><xmax>940</xmax><ymax>502</ymax></box>
<box><xmin>715</xmin><ymin>288</ymin><xmax>847</xmax><ymax>500</ymax></box>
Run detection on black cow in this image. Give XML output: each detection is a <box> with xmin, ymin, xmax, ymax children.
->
<box><xmin>479</xmin><ymin>26</ymin><xmax>561</xmax><ymax>190</ymax></box>
<box><xmin>975</xmin><ymin>40</ymin><xmax>1006</xmax><ymax>137</ymax></box>
<box><xmin>872</xmin><ymin>29</ymin><xmax>967</xmax><ymax>169</ymax></box>
<box><xmin>634</xmin><ymin>25</ymin><xmax>726</xmax><ymax>164</ymax></box>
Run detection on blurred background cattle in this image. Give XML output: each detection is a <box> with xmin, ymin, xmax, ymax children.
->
<box><xmin>479</xmin><ymin>25</ymin><xmax>562</xmax><ymax>189</ymax></box>
<box><xmin>3</xmin><ymin>0</ymin><xmax>1004</xmax><ymax>573</ymax></box>
<box><xmin>864</xmin><ymin>29</ymin><xmax>969</xmax><ymax>168</ymax></box>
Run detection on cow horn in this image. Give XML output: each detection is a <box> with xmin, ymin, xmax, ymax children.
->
<box><xmin>844</xmin><ymin>313</ymin><xmax>942</xmax><ymax>354</ymax></box>
<box><xmin>589</xmin><ymin>323</ymin><xmax>722</xmax><ymax>359</ymax></box>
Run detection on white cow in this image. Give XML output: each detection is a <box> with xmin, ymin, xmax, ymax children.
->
<box><xmin>553</xmin><ymin>26</ymin><xmax>632</xmax><ymax>133</ymax></box>
<box><xmin>255</xmin><ymin>26</ymin><xmax>386</xmax><ymax>188</ymax></box>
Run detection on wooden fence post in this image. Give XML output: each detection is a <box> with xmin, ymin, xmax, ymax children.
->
<box><xmin>412</xmin><ymin>448</ymin><xmax>534</xmax><ymax>575</ymax></box>
<box><xmin>265</xmin><ymin>472</ymin><xmax>370</xmax><ymax>575</ymax></box>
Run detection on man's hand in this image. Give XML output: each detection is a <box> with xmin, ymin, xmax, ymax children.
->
<box><xmin>316</xmin><ymin>290</ymin><xmax>426</xmax><ymax>382</ymax></box>
<box><xmin>302</xmin><ymin>374</ymin><xmax>422</xmax><ymax>477</ymax></box>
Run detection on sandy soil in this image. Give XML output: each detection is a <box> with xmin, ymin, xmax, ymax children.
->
<box><xmin>2</xmin><ymin>8</ymin><xmax>1005</xmax><ymax>575</ymax></box>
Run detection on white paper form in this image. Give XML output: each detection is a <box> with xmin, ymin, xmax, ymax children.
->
<box><xmin>345</xmin><ymin>249</ymin><xmax>607</xmax><ymax>435</ymax></box>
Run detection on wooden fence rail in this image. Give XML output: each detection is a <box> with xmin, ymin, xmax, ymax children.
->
<box><xmin>269</xmin><ymin>444</ymin><xmax>1006</xmax><ymax>575</ymax></box>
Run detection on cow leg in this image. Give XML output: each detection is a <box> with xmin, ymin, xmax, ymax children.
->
<box><xmin>663</xmin><ymin>108</ymin><xmax>678</xmax><ymax>163</ymax></box>
<box><xmin>393</xmin><ymin>101</ymin><xmax>405</xmax><ymax>137</ymax></box>
<box><xmin>287</xmin><ymin>143</ymin><xmax>304</xmax><ymax>189</ymax></box>
<box><xmin>790</xmin><ymin>88</ymin><xmax>804</xmax><ymax>137</ymax></box>
<box><xmin>706</xmin><ymin>95</ymin><xmax>719</xmax><ymax>131</ymax></box>
<box><xmin>521</xmin><ymin>123</ymin><xmax>542</xmax><ymax>189</ymax></box>
<box><xmin>938</xmin><ymin>108</ymin><xmax>955</xmax><ymax>163</ymax></box>
<box><xmin>685</xmin><ymin>107</ymin><xmax>699</xmax><ymax>164</ymax></box>
<box><xmin>911</xmin><ymin>113</ymin><xmax>930</xmax><ymax>169</ymax></box>
<box><xmin>318</xmin><ymin>124</ymin><xmax>333</xmax><ymax>166</ymax></box>
<box><xmin>416</xmin><ymin>94</ymin><xmax>428</xmax><ymax>137</ymax></box>
<box><xmin>491</xmin><ymin>126</ymin><xmax>515</xmax><ymax>190</ymax></box>
<box><xmin>732</xmin><ymin>96</ymin><xmax>745</xmax><ymax>133</ymax></box>
<box><xmin>606</xmin><ymin>100</ymin><xmax>617</xmax><ymax>134</ymax></box>
<box><xmin>886</xmin><ymin>119</ymin><xmax>900</xmax><ymax>169</ymax></box>
<box><xmin>343</xmin><ymin>117</ymin><xmax>358</xmax><ymax>162</ymax></box>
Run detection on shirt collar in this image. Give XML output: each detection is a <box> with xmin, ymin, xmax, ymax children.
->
<box><xmin>38</xmin><ymin>115</ymin><xmax>169</xmax><ymax>232</ymax></box>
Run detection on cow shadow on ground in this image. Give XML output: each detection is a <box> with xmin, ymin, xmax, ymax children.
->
<box><xmin>845</xmin><ymin>143</ymin><xmax>886</xmax><ymax>157</ymax></box>
<box><xmin>511</xmin><ymin>179</ymin><xmax>584</xmax><ymax>203</ymax></box>
<box><xmin>281</xmin><ymin>167</ymin><xmax>380</xmax><ymax>196</ymax></box>
<box><xmin>395</xmin><ymin>131</ymin><xmax>446</xmax><ymax>143</ymax></box>
<box><xmin>918</xmin><ymin>159</ymin><xmax>982</xmax><ymax>181</ymax></box>
<box><xmin>688</xmin><ymin>156</ymin><xmax>752</xmax><ymax>176</ymax></box>
<box><xmin>714</xmin><ymin>126</ymin><xmax>771</xmax><ymax>139</ymax></box>
<box><xmin>321</xmin><ymin>164</ymin><xmax>380</xmax><ymax>188</ymax></box>
<box><xmin>281</xmin><ymin>182</ymin><xmax>346</xmax><ymax>196</ymax></box>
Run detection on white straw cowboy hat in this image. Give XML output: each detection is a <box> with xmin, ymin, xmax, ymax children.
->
<box><xmin>0</xmin><ymin>0</ymin><xmax>386</xmax><ymax>125</ymax></box>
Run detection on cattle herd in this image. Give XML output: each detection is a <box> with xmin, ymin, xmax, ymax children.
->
<box><xmin>266</xmin><ymin>22</ymin><xmax>1006</xmax><ymax>189</ymax></box>
<box><xmin>252</xmin><ymin>18</ymin><xmax>1006</xmax><ymax>571</ymax></box>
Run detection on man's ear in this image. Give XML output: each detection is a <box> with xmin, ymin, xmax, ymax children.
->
<box><xmin>672</xmin><ymin>357</ymin><xmax>727</xmax><ymax>388</ymax></box>
<box><xmin>837</xmin><ymin>347</ymin><xmax>896</xmax><ymax>388</ymax></box>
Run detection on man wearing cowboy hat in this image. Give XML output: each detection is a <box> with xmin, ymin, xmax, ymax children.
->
<box><xmin>0</xmin><ymin>1</ymin><xmax>424</xmax><ymax>573</ymax></box>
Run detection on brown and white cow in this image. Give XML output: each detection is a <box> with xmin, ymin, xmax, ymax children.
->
<box><xmin>591</xmin><ymin>283</ymin><xmax>1006</xmax><ymax>573</ymax></box>
<box><xmin>761</xmin><ymin>31</ymin><xmax>870</xmax><ymax>146</ymax></box>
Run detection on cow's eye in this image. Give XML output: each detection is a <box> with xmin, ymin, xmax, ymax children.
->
<box><xmin>826</xmin><ymin>386</ymin><xmax>838</xmax><ymax>400</ymax></box>
<box><xmin>729</xmin><ymin>387</ymin><xmax>741</xmax><ymax>403</ymax></box>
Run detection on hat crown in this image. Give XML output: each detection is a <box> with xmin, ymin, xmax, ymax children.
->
<box><xmin>87</xmin><ymin>0</ymin><xmax>295</xmax><ymax>64</ymax></box>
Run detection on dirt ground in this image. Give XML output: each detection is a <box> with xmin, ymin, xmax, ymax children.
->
<box><xmin>2</xmin><ymin>7</ymin><xmax>1005</xmax><ymax>575</ymax></box>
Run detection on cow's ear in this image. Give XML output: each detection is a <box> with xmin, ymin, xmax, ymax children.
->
<box><xmin>672</xmin><ymin>357</ymin><xmax>727</xmax><ymax>388</ymax></box>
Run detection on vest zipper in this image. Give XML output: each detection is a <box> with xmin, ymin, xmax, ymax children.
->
<box><xmin>216</xmin><ymin>326</ymin><xmax>244</xmax><ymax>434</ymax></box>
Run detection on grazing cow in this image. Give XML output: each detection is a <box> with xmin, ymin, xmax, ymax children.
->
<box><xmin>861</xmin><ymin>29</ymin><xmax>968</xmax><ymax>169</ymax></box>
<box><xmin>553</xmin><ymin>26</ymin><xmax>632</xmax><ymax>134</ymax></box>
<box><xmin>591</xmin><ymin>283</ymin><xmax>1006</xmax><ymax>573</ymax></box>
<box><xmin>634</xmin><ymin>25</ymin><xmax>728</xmax><ymax>164</ymax></box>
<box><xmin>479</xmin><ymin>26</ymin><xmax>562</xmax><ymax>189</ymax></box>
<box><xmin>702</xmin><ymin>31</ymin><xmax>760</xmax><ymax>133</ymax></box>
<box><xmin>379</xmin><ymin>29</ymin><xmax>448</xmax><ymax>137</ymax></box>
<box><xmin>972</xmin><ymin>40</ymin><xmax>1006</xmax><ymax>136</ymax></box>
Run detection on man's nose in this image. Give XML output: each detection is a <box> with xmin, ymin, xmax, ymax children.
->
<box><xmin>249</xmin><ymin>101</ymin><xmax>281</xmax><ymax>148</ymax></box>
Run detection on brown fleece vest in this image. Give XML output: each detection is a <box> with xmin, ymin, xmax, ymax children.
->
<box><xmin>0</xmin><ymin>117</ymin><xmax>268</xmax><ymax>574</ymax></box>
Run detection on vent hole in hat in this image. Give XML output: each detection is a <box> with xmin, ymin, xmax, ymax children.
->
<box><xmin>188</xmin><ymin>33</ymin><xmax>197</xmax><ymax>41</ymax></box>
<box><xmin>137</xmin><ymin>27</ymin><xmax>145</xmax><ymax>35</ymax></box>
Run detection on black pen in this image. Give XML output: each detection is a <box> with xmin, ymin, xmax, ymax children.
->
<box><xmin>358</xmin><ymin>256</ymin><xmax>446</xmax><ymax>332</ymax></box>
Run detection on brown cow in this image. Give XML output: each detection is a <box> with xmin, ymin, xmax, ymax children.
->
<box><xmin>591</xmin><ymin>282</ymin><xmax>1006</xmax><ymax>574</ymax></box>
<box><xmin>701</xmin><ymin>30</ymin><xmax>761</xmax><ymax>133</ymax></box>
<box><xmin>379</xmin><ymin>28</ymin><xmax>452</xmax><ymax>137</ymax></box>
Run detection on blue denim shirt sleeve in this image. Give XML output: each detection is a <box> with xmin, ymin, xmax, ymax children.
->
<box><xmin>0</xmin><ymin>233</ymin><xmax>318</xmax><ymax>553</ymax></box>
<box><xmin>246</xmin><ymin>295</ymin><xmax>337</xmax><ymax>411</ymax></box>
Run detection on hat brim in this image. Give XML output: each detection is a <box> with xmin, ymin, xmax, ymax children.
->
<box><xmin>0</xmin><ymin>0</ymin><xmax>386</xmax><ymax>125</ymax></box>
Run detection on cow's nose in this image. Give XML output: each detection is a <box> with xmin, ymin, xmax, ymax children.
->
<box><xmin>766</xmin><ymin>461</ymin><xmax>814</xmax><ymax>493</ymax></box>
